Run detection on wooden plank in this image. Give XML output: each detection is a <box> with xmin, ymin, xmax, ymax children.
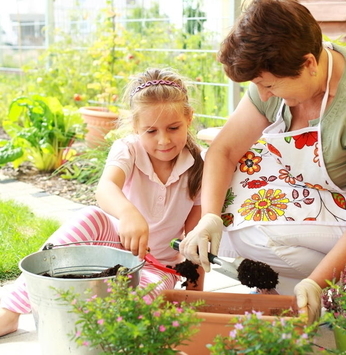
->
<box><xmin>300</xmin><ymin>2</ymin><xmax>346</xmax><ymax>21</ymax></box>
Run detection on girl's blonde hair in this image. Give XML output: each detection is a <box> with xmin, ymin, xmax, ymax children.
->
<box><xmin>121</xmin><ymin>68</ymin><xmax>203</xmax><ymax>200</ymax></box>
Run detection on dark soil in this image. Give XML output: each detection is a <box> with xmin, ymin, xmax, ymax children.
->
<box><xmin>237</xmin><ymin>258</ymin><xmax>279</xmax><ymax>289</ymax></box>
<box><xmin>42</xmin><ymin>264</ymin><xmax>124</xmax><ymax>279</ymax></box>
<box><xmin>169</xmin><ymin>259</ymin><xmax>200</xmax><ymax>288</ymax></box>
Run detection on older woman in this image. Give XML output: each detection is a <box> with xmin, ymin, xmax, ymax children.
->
<box><xmin>180</xmin><ymin>0</ymin><xmax>346</xmax><ymax>323</ymax></box>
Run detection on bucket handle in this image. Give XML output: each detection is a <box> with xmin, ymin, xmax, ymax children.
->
<box><xmin>42</xmin><ymin>241</ymin><xmax>122</xmax><ymax>250</ymax></box>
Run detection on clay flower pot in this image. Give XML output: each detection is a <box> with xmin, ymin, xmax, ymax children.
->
<box><xmin>79</xmin><ymin>106</ymin><xmax>118</xmax><ymax>148</ymax></box>
<box><xmin>161</xmin><ymin>289</ymin><xmax>302</xmax><ymax>355</ymax></box>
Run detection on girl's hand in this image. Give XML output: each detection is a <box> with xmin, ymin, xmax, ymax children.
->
<box><xmin>118</xmin><ymin>208</ymin><xmax>149</xmax><ymax>260</ymax></box>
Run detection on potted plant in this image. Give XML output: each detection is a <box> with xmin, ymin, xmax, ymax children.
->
<box><xmin>161</xmin><ymin>289</ymin><xmax>309</xmax><ymax>355</ymax></box>
<box><xmin>58</xmin><ymin>275</ymin><xmax>203</xmax><ymax>355</ymax></box>
<box><xmin>207</xmin><ymin>309</ymin><xmax>319</xmax><ymax>354</ymax></box>
<box><xmin>322</xmin><ymin>267</ymin><xmax>346</xmax><ymax>352</ymax></box>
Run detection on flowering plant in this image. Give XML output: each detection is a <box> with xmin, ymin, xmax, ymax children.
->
<box><xmin>322</xmin><ymin>267</ymin><xmax>346</xmax><ymax>330</ymax></box>
<box><xmin>57</xmin><ymin>274</ymin><xmax>203</xmax><ymax>355</ymax></box>
<box><xmin>208</xmin><ymin>310</ymin><xmax>319</xmax><ymax>355</ymax></box>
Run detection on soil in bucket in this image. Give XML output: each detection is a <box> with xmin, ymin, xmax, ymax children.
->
<box><xmin>41</xmin><ymin>264</ymin><xmax>124</xmax><ymax>278</ymax></box>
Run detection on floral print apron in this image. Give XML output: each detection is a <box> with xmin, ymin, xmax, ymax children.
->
<box><xmin>221</xmin><ymin>48</ymin><xmax>346</xmax><ymax>232</ymax></box>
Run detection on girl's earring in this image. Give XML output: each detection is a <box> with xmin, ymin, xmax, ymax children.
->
<box><xmin>311</xmin><ymin>71</ymin><xmax>317</xmax><ymax>76</ymax></box>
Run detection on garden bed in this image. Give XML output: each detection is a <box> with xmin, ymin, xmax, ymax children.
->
<box><xmin>0</xmin><ymin>127</ymin><xmax>97</xmax><ymax>205</ymax></box>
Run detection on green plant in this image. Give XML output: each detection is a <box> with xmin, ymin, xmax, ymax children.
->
<box><xmin>0</xmin><ymin>95</ymin><xmax>85</xmax><ymax>171</ymax></box>
<box><xmin>57</xmin><ymin>275</ymin><xmax>203</xmax><ymax>355</ymax></box>
<box><xmin>0</xmin><ymin>198</ymin><xmax>60</xmax><ymax>281</ymax></box>
<box><xmin>208</xmin><ymin>310</ymin><xmax>320</xmax><ymax>354</ymax></box>
<box><xmin>322</xmin><ymin>266</ymin><xmax>346</xmax><ymax>330</ymax></box>
<box><xmin>0</xmin><ymin>72</ymin><xmax>25</xmax><ymax>124</ymax></box>
<box><xmin>55</xmin><ymin>144</ymin><xmax>110</xmax><ymax>185</ymax></box>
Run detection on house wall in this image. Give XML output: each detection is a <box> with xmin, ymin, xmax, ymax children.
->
<box><xmin>300</xmin><ymin>0</ymin><xmax>346</xmax><ymax>40</ymax></box>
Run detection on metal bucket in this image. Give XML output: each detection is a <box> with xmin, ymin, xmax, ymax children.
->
<box><xmin>19</xmin><ymin>245</ymin><xmax>144</xmax><ymax>355</ymax></box>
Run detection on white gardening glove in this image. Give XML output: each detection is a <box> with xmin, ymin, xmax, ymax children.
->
<box><xmin>294</xmin><ymin>278</ymin><xmax>322</xmax><ymax>325</ymax></box>
<box><xmin>180</xmin><ymin>213</ymin><xmax>223</xmax><ymax>272</ymax></box>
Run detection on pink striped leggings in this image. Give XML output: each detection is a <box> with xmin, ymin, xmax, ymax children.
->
<box><xmin>1</xmin><ymin>206</ymin><xmax>179</xmax><ymax>314</ymax></box>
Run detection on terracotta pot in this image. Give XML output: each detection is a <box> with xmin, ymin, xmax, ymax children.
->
<box><xmin>161</xmin><ymin>290</ymin><xmax>302</xmax><ymax>355</ymax></box>
<box><xmin>79</xmin><ymin>106</ymin><xmax>118</xmax><ymax>148</ymax></box>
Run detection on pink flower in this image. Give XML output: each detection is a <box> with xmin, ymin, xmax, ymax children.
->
<box><xmin>234</xmin><ymin>323</ymin><xmax>243</xmax><ymax>330</ymax></box>
<box><xmin>75</xmin><ymin>331</ymin><xmax>81</xmax><ymax>337</ymax></box>
<box><xmin>153</xmin><ymin>311</ymin><xmax>161</xmax><ymax>317</ymax></box>
<box><xmin>229</xmin><ymin>330</ymin><xmax>237</xmax><ymax>338</ymax></box>
<box><xmin>172</xmin><ymin>321</ymin><xmax>179</xmax><ymax>327</ymax></box>
<box><xmin>117</xmin><ymin>317</ymin><xmax>123</xmax><ymax>322</ymax></box>
<box><xmin>159</xmin><ymin>325</ymin><xmax>166</xmax><ymax>332</ymax></box>
<box><xmin>143</xmin><ymin>295</ymin><xmax>152</xmax><ymax>305</ymax></box>
<box><xmin>71</xmin><ymin>299</ymin><xmax>77</xmax><ymax>305</ymax></box>
<box><xmin>97</xmin><ymin>319</ymin><xmax>104</xmax><ymax>325</ymax></box>
<box><xmin>82</xmin><ymin>341</ymin><xmax>90</xmax><ymax>347</ymax></box>
<box><xmin>253</xmin><ymin>310</ymin><xmax>263</xmax><ymax>319</ymax></box>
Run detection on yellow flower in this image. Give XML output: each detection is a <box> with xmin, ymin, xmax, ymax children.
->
<box><xmin>239</xmin><ymin>189</ymin><xmax>289</xmax><ymax>222</ymax></box>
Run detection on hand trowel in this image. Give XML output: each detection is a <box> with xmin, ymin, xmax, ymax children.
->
<box><xmin>170</xmin><ymin>238</ymin><xmax>279</xmax><ymax>290</ymax></box>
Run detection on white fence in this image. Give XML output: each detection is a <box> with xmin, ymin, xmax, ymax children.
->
<box><xmin>0</xmin><ymin>0</ymin><xmax>243</xmax><ymax>125</ymax></box>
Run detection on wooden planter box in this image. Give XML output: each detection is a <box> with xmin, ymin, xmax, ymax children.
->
<box><xmin>161</xmin><ymin>290</ymin><xmax>302</xmax><ymax>355</ymax></box>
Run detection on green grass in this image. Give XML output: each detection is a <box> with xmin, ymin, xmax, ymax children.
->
<box><xmin>0</xmin><ymin>199</ymin><xmax>60</xmax><ymax>281</ymax></box>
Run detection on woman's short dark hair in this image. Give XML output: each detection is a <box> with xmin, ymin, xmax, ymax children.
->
<box><xmin>219</xmin><ymin>0</ymin><xmax>323</xmax><ymax>82</ymax></box>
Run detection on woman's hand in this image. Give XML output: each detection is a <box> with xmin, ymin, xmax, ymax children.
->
<box><xmin>294</xmin><ymin>278</ymin><xmax>322</xmax><ymax>325</ymax></box>
<box><xmin>179</xmin><ymin>213</ymin><xmax>223</xmax><ymax>272</ymax></box>
<box><xmin>118</xmin><ymin>208</ymin><xmax>149</xmax><ymax>260</ymax></box>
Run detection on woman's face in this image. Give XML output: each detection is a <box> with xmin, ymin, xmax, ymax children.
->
<box><xmin>252</xmin><ymin>69</ymin><xmax>316</xmax><ymax>107</ymax></box>
<box><xmin>135</xmin><ymin>103</ymin><xmax>191</xmax><ymax>165</ymax></box>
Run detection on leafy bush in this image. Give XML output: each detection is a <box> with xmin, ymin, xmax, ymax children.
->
<box><xmin>1</xmin><ymin>95</ymin><xmax>85</xmax><ymax>171</ymax></box>
<box><xmin>208</xmin><ymin>310</ymin><xmax>319</xmax><ymax>355</ymax></box>
<box><xmin>57</xmin><ymin>275</ymin><xmax>203</xmax><ymax>354</ymax></box>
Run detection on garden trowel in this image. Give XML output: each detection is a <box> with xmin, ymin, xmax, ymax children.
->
<box><xmin>170</xmin><ymin>238</ymin><xmax>279</xmax><ymax>290</ymax></box>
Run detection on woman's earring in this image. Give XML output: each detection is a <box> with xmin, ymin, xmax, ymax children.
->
<box><xmin>311</xmin><ymin>71</ymin><xmax>317</xmax><ymax>76</ymax></box>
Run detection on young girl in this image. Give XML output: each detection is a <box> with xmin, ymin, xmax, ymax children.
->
<box><xmin>0</xmin><ymin>67</ymin><xmax>204</xmax><ymax>337</ymax></box>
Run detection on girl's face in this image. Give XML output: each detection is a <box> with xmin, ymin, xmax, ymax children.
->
<box><xmin>136</xmin><ymin>103</ymin><xmax>191</xmax><ymax>165</ymax></box>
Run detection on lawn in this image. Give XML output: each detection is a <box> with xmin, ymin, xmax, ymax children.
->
<box><xmin>0</xmin><ymin>199</ymin><xmax>60</xmax><ymax>281</ymax></box>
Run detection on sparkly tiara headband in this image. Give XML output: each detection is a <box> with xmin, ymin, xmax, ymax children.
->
<box><xmin>130</xmin><ymin>79</ymin><xmax>187</xmax><ymax>98</ymax></box>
